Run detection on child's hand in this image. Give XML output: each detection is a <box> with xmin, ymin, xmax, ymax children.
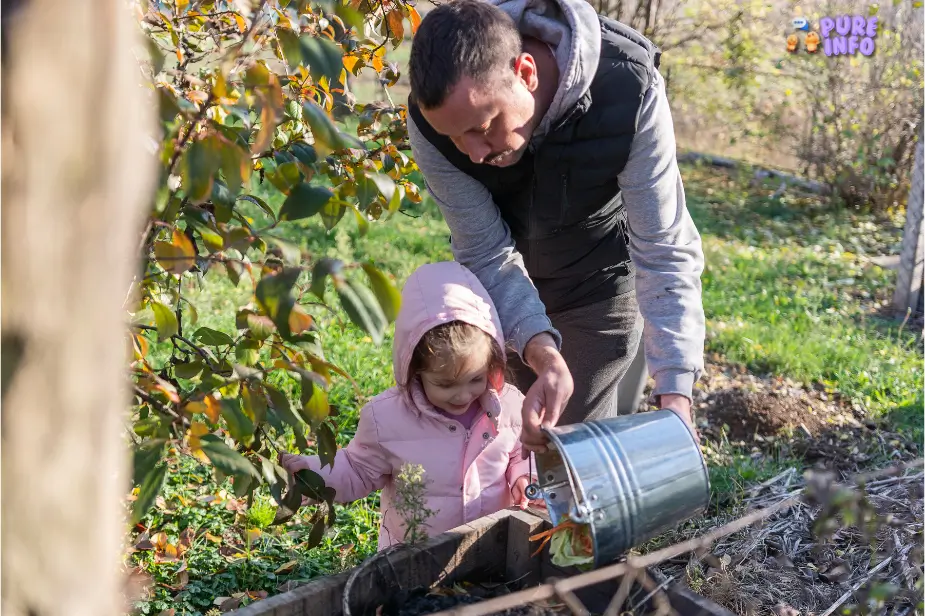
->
<box><xmin>278</xmin><ymin>453</ymin><xmax>319</xmax><ymax>507</ymax></box>
<box><xmin>511</xmin><ymin>475</ymin><xmax>546</xmax><ymax>510</ymax></box>
<box><xmin>278</xmin><ymin>452</ymin><xmax>311</xmax><ymax>474</ymax></box>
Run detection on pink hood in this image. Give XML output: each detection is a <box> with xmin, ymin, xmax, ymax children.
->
<box><xmin>392</xmin><ymin>261</ymin><xmax>505</xmax><ymax>389</ymax></box>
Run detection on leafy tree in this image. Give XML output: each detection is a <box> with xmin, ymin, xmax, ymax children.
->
<box><xmin>128</xmin><ymin>0</ymin><xmax>423</xmax><ymax>546</ymax></box>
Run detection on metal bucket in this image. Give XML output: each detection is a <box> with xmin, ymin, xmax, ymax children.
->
<box><xmin>525</xmin><ymin>409</ymin><xmax>710</xmax><ymax>568</ymax></box>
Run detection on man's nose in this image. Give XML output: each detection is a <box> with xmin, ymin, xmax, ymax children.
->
<box><xmin>460</xmin><ymin>135</ymin><xmax>491</xmax><ymax>164</ymax></box>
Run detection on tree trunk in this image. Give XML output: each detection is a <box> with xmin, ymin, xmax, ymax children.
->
<box><xmin>1</xmin><ymin>1</ymin><xmax>157</xmax><ymax>615</ymax></box>
<box><xmin>892</xmin><ymin>130</ymin><xmax>924</xmax><ymax>317</ymax></box>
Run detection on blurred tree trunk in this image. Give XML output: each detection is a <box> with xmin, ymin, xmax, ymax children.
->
<box><xmin>1</xmin><ymin>1</ymin><xmax>157</xmax><ymax>615</ymax></box>
<box><xmin>892</xmin><ymin>130</ymin><xmax>924</xmax><ymax>317</ymax></box>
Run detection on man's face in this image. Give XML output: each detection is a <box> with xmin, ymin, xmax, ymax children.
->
<box><xmin>419</xmin><ymin>55</ymin><xmax>540</xmax><ymax>168</ymax></box>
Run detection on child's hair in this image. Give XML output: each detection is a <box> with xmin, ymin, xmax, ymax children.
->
<box><xmin>406</xmin><ymin>321</ymin><xmax>507</xmax><ymax>391</ymax></box>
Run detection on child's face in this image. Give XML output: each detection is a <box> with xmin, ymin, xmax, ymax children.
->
<box><xmin>419</xmin><ymin>342</ymin><xmax>491</xmax><ymax>416</ymax></box>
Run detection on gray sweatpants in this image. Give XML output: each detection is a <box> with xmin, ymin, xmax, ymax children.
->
<box><xmin>507</xmin><ymin>290</ymin><xmax>645</xmax><ymax>426</ymax></box>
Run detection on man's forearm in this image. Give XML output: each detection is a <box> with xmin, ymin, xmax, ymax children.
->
<box><xmin>619</xmin><ymin>70</ymin><xmax>706</xmax><ymax>400</ymax></box>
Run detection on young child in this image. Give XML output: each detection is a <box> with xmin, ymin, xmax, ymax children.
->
<box><xmin>280</xmin><ymin>261</ymin><xmax>536</xmax><ymax>550</ymax></box>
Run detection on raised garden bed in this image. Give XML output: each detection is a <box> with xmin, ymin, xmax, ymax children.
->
<box><xmin>231</xmin><ymin>509</ymin><xmax>734</xmax><ymax>616</ymax></box>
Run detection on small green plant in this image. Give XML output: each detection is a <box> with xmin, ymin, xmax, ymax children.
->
<box><xmin>394</xmin><ymin>463</ymin><xmax>435</xmax><ymax>546</ymax></box>
<box><xmin>246</xmin><ymin>496</ymin><xmax>277</xmax><ymax>530</ymax></box>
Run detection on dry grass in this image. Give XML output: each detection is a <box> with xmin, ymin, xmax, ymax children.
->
<box><xmin>645</xmin><ymin>467</ymin><xmax>923</xmax><ymax>616</ymax></box>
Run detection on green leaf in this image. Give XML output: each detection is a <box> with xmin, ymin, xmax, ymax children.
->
<box><xmin>199</xmin><ymin>433</ymin><xmax>261</xmax><ymax>478</ymax></box>
<box><xmin>318</xmin><ymin>423</ymin><xmax>337</xmax><ymax>470</ymax></box>
<box><xmin>277</xmin><ymin>28</ymin><xmax>303</xmax><ymax>69</ymax></box>
<box><xmin>310</xmin><ymin>258</ymin><xmax>342</xmax><ymax>300</ymax></box>
<box><xmin>355</xmin><ymin>174</ymin><xmax>377</xmax><ymax>210</ymax></box>
<box><xmin>220</xmin><ymin>399</ymin><xmax>255</xmax><ymax>447</ymax></box>
<box><xmin>182</xmin><ymin>207</ymin><xmax>225</xmax><ymax>252</ymax></box>
<box><xmin>290</xmin><ymin>142</ymin><xmax>318</xmax><ymax>167</ymax></box>
<box><xmin>255</xmin><ymin>267</ymin><xmax>301</xmax><ymax>338</ymax></box>
<box><xmin>220</xmin><ymin>143</ymin><xmax>249</xmax><ymax>195</ymax></box>
<box><xmin>300</xmin><ymin>36</ymin><xmax>344</xmax><ymax>82</ymax></box>
<box><xmin>266</xmin><ymin>161</ymin><xmax>303</xmax><ymax>194</ymax></box>
<box><xmin>266</xmin><ymin>384</ymin><xmax>305</xmax><ymax>431</ymax></box>
<box><xmin>299</xmin><ymin>378</ymin><xmax>330</xmax><ymax>423</ymax></box>
<box><xmin>361</xmin><ymin>263</ymin><xmax>401</xmax><ymax>323</ymax></box>
<box><xmin>131</xmin><ymin>462</ymin><xmax>168</xmax><ymax>525</ymax></box>
<box><xmin>193</xmin><ymin>326</ymin><xmax>235</xmax><ymax>346</ymax></box>
<box><xmin>306</xmin><ymin>521</ymin><xmax>327</xmax><ymax>549</ymax></box>
<box><xmin>279</xmin><ymin>183</ymin><xmax>333</xmax><ymax>221</ymax></box>
<box><xmin>366</xmin><ymin>172</ymin><xmax>396</xmax><ymax>204</ymax></box>
<box><xmin>247</xmin><ymin>313</ymin><xmax>276</xmax><ymax>340</ymax></box>
<box><xmin>235</xmin><ymin>339</ymin><xmax>261</xmax><ymax>366</ymax></box>
<box><xmin>293</xmin><ymin>469</ymin><xmax>328</xmax><ymax>501</ymax></box>
<box><xmin>237</xmin><ymin>194</ymin><xmax>276</xmax><ymax>220</ymax></box>
<box><xmin>151</xmin><ymin>301</ymin><xmax>179</xmax><ymax>341</ymax></box>
<box><xmin>336</xmin><ymin>278</ymin><xmax>387</xmax><ymax>344</ymax></box>
<box><xmin>174</xmin><ymin>360</ymin><xmax>205</xmax><ymax>379</ymax></box>
<box><xmin>302</xmin><ymin>101</ymin><xmax>364</xmax><ymax>157</ymax></box>
<box><xmin>320</xmin><ymin>202</ymin><xmax>347</xmax><ymax>231</ymax></box>
<box><xmin>242</xmin><ymin>384</ymin><xmax>268</xmax><ymax>426</ymax></box>
<box><xmin>132</xmin><ymin>440</ymin><xmax>166</xmax><ymax>487</ymax></box>
<box><xmin>211</xmin><ymin>179</ymin><xmax>235</xmax><ymax>209</ymax></box>
<box><xmin>233</xmin><ymin>472</ymin><xmax>255</xmax><ymax>498</ymax></box>
<box><xmin>266</xmin><ymin>236</ymin><xmax>303</xmax><ymax>266</ymax></box>
<box><xmin>182</xmin><ymin>138</ymin><xmax>221</xmax><ymax>204</ymax></box>
<box><xmin>271</xmin><ymin>475</ymin><xmax>304</xmax><ymax>525</ymax></box>
<box><xmin>351</xmin><ymin>206</ymin><xmax>370</xmax><ymax>236</ymax></box>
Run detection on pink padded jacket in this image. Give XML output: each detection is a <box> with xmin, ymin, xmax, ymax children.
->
<box><xmin>285</xmin><ymin>261</ymin><xmax>532</xmax><ymax>550</ymax></box>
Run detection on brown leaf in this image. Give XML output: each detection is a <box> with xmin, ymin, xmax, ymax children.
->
<box><xmin>205</xmin><ymin>532</ymin><xmax>223</xmax><ymax>544</ymax></box>
<box><xmin>151</xmin><ymin>532</ymin><xmax>168</xmax><ymax>551</ymax></box>
<box><xmin>386</xmin><ymin>9</ymin><xmax>404</xmax><ymax>42</ymax></box>
<box><xmin>158</xmin><ymin>610</ymin><xmax>176</xmax><ymax>616</ymax></box>
<box><xmin>219</xmin><ymin>597</ymin><xmax>242</xmax><ymax>612</ymax></box>
<box><xmin>179</xmin><ymin>527</ymin><xmax>195</xmax><ymax>549</ymax></box>
<box><xmin>274</xmin><ymin>559</ymin><xmax>300</xmax><ymax>574</ymax></box>
<box><xmin>773</xmin><ymin>605</ymin><xmax>800</xmax><ymax>616</ymax></box>
<box><xmin>135</xmin><ymin>532</ymin><xmax>155</xmax><ymax>551</ymax></box>
<box><xmin>820</xmin><ymin>563</ymin><xmax>852</xmax><ymax>584</ymax></box>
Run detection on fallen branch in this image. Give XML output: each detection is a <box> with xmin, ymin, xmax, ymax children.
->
<box><xmin>819</xmin><ymin>556</ymin><xmax>894</xmax><ymax>616</ymax></box>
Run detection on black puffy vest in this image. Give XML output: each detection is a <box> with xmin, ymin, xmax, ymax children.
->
<box><xmin>409</xmin><ymin>17</ymin><xmax>661</xmax><ymax>314</ymax></box>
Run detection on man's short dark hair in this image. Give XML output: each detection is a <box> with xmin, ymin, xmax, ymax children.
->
<box><xmin>409</xmin><ymin>0</ymin><xmax>522</xmax><ymax>109</ymax></box>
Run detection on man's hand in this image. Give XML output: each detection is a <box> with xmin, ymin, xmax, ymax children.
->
<box><xmin>659</xmin><ymin>393</ymin><xmax>700</xmax><ymax>442</ymax></box>
<box><xmin>520</xmin><ymin>333</ymin><xmax>574</xmax><ymax>456</ymax></box>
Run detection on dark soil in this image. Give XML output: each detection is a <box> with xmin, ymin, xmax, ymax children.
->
<box><xmin>701</xmin><ymin>387</ymin><xmax>833</xmax><ymax>441</ymax></box>
<box><xmin>376</xmin><ymin>581</ymin><xmax>571</xmax><ymax>616</ymax></box>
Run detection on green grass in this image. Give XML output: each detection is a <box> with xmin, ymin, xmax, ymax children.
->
<box><xmin>130</xmin><ymin>162</ymin><xmax>923</xmax><ymax>614</ymax></box>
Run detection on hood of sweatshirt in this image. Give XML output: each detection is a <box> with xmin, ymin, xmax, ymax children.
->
<box><xmin>392</xmin><ymin>261</ymin><xmax>505</xmax><ymax>394</ymax></box>
<box><xmin>489</xmin><ymin>0</ymin><xmax>602</xmax><ymax>136</ymax></box>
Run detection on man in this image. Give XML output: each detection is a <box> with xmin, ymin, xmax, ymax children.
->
<box><xmin>406</xmin><ymin>0</ymin><xmax>705</xmax><ymax>453</ymax></box>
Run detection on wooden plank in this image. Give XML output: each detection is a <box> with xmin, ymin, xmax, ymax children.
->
<box><xmin>504</xmin><ymin>509</ymin><xmax>545</xmax><ymax>586</ymax></box>
<box><xmin>232</xmin><ymin>570</ymin><xmax>351</xmax><ymax>616</ymax></box>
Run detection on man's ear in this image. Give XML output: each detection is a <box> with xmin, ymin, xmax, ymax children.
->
<box><xmin>513</xmin><ymin>53</ymin><xmax>539</xmax><ymax>92</ymax></box>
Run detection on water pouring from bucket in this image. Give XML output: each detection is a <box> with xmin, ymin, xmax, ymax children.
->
<box><xmin>526</xmin><ymin>409</ymin><xmax>710</xmax><ymax>569</ymax></box>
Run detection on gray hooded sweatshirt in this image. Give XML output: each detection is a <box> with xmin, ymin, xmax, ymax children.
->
<box><xmin>407</xmin><ymin>0</ymin><xmax>705</xmax><ymax>400</ymax></box>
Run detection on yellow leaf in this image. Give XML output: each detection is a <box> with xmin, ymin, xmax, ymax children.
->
<box><xmin>409</xmin><ymin>6</ymin><xmax>422</xmax><ymax>34</ymax></box>
<box><xmin>371</xmin><ymin>54</ymin><xmax>384</xmax><ymax>73</ymax></box>
<box><xmin>133</xmin><ymin>334</ymin><xmax>150</xmax><ymax>360</ymax></box>
<box><xmin>204</xmin><ymin>396</ymin><xmax>221</xmax><ymax>423</ymax></box>
<box><xmin>246</xmin><ymin>528</ymin><xmax>262</xmax><ymax>547</ymax></box>
<box><xmin>339</xmin><ymin>68</ymin><xmax>348</xmax><ymax>86</ymax></box>
<box><xmin>190</xmin><ymin>421</ymin><xmax>209</xmax><ymax>437</ymax></box>
<box><xmin>183</xmin><ymin>400</ymin><xmax>208</xmax><ymax>415</ymax></box>
<box><xmin>274</xmin><ymin>560</ymin><xmax>300</xmax><ymax>574</ymax></box>
<box><xmin>176</xmin><ymin>48</ymin><xmax>184</xmax><ymax>64</ymax></box>
<box><xmin>154</xmin><ymin>228</ymin><xmax>196</xmax><ymax>275</ymax></box>
<box><xmin>176</xmin><ymin>0</ymin><xmax>190</xmax><ymax>10</ymax></box>
<box><xmin>342</xmin><ymin>55</ymin><xmax>359</xmax><ymax>73</ymax></box>
<box><xmin>288</xmin><ymin>306</ymin><xmax>315</xmax><ymax>335</ymax></box>
<box><xmin>205</xmin><ymin>532</ymin><xmax>223</xmax><ymax>544</ymax></box>
<box><xmin>152</xmin><ymin>532</ymin><xmax>169</xmax><ymax>551</ymax></box>
<box><xmin>187</xmin><ymin>90</ymin><xmax>209</xmax><ymax>105</ymax></box>
<box><xmin>234</xmin><ymin>13</ymin><xmax>247</xmax><ymax>33</ymax></box>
